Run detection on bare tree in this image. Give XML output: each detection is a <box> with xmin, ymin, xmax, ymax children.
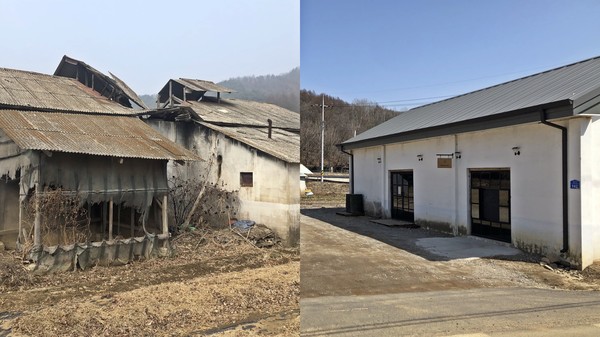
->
<box><xmin>300</xmin><ymin>90</ymin><xmax>400</xmax><ymax>170</ymax></box>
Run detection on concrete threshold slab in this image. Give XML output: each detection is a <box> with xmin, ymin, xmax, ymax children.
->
<box><xmin>416</xmin><ymin>236</ymin><xmax>521</xmax><ymax>260</ymax></box>
<box><xmin>370</xmin><ymin>219</ymin><xmax>419</xmax><ymax>228</ymax></box>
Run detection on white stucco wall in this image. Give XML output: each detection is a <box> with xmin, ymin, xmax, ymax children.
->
<box><xmin>147</xmin><ymin>120</ymin><xmax>300</xmax><ymax>246</ymax></box>
<box><xmin>352</xmin><ymin>121</ymin><xmax>586</xmax><ymax>264</ymax></box>
<box><xmin>580</xmin><ymin>116</ymin><xmax>600</xmax><ymax>267</ymax></box>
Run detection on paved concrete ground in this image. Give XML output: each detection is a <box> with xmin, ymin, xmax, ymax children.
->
<box><xmin>416</xmin><ymin>236</ymin><xmax>522</xmax><ymax>260</ymax></box>
<box><xmin>300</xmin><ymin>208</ymin><xmax>600</xmax><ymax>336</ymax></box>
<box><xmin>302</xmin><ymin>288</ymin><xmax>600</xmax><ymax>337</ymax></box>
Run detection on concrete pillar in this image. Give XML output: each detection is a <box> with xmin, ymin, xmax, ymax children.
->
<box><xmin>108</xmin><ymin>198</ymin><xmax>114</xmax><ymax>241</ymax></box>
<box><xmin>162</xmin><ymin>194</ymin><xmax>168</xmax><ymax>235</ymax></box>
<box><xmin>33</xmin><ymin>186</ymin><xmax>41</xmax><ymax>247</ymax></box>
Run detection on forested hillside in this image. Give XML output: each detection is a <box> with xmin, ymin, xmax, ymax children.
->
<box><xmin>301</xmin><ymin>90</ymin><xmax>399</xmax><ymax>170</ymax></box>
<box><xmin>138</xmin><ymin>68</ymin><xmax>299</xmax><ymax>113</ymax></box>
<box><xmin>219</xmin><ymin>68</ymin><xmax>299</xmax><ymax>112</ymax></box>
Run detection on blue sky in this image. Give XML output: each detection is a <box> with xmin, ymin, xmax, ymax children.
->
<box><xmin>0</xmin><ymin>0</ymin><xmax>299</xmax><ymax>95</ymax></box>
<box><xmin>301</xmin><ymin>0</ymin><xmax>600</xmax><ymax>110</ymax></box>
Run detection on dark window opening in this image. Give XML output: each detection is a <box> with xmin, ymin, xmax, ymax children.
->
<box><xmin>470</xmin><ymin>170</ymin><xmax>511</xmax><ymax>242</ymax></box>
<box><xmin>390</xmin><ymin>171</ymin><xmax>414</xmax><ymax>222</ymax></box>
<box><xmin>240</xmin><ymin>172</ymin><xmax>253</xmax><ymax>187</ymax></box>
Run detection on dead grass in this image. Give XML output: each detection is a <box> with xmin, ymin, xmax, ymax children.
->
<box><xmin>14</xmin><ymin>263</ymin><xmax>299</xmax><ymax>336</ymax></box>
<box><xmin>0</xmin><ymin>227</ymin><xmax>299</xmax><ymax>336</ymax></box>
<box><xmin>302</xmin><ymin>180</ymin><xmax>348</xmax><ymax>208</ymax></box>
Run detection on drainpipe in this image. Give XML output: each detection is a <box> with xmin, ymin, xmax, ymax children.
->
<box><xmin>540</xmin><ymin>110</ymin><xmax>568</xmax><ymax>253</ymax></box>
<box><xmin>267</xmin><ymin>119</ymin><xmax>273</xmax><ymax>139</ymax></box>
<box><xmin>340</xmin><ymin>146</ymin><xmax>354</xmax><ymax>194</ymax></box>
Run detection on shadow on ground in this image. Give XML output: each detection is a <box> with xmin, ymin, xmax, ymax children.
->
<box><xmin>301</xmin><ymin>207</ymin><xmax>524</xmax><ymax>262</ymax></box>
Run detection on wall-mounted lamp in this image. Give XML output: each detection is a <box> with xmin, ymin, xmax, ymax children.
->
<box><xmin>417</xmin><ymin>154</ymin><xmax>424</xmax><ymax>161</ymax></box>
<box><xmin>512</xmin><ymin>146</ymin><xmax>521</xmax><ymax>156</ymax></box>
<box><xmin>377</xmin><ymin>157</ymin><xmax>382</xmax><ymax>163</ymax></box>
<box><xmin>454</xmin><ymin>151</ymin><xmax>462</xmax><ymax>159</ymax></box>
<box><xmin>436</xmin><ymin>153</ymin><xmax>454</xmax><ymax>158</ymax></box>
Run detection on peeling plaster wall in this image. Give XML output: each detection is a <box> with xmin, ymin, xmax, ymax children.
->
<box><xmin>148</xmin><ymin>120</ymin><xmax>300</xmax><ymax>246</ymax></box>
<box><xmin>0</xmin><ymin>179</ymin><xmax>19</xmax><ymax>249</ymax></box>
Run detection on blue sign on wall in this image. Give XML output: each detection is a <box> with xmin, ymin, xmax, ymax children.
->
<box><xmin>570</xmin><ymin>179</ymin><xmax>580</xmax><ymax>189</ymax></box>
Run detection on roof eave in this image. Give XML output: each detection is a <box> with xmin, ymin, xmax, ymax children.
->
<box><xmin>341</xmin><ymin>100</ymin><xmax>573</xmax><ymax>151</ymax></box>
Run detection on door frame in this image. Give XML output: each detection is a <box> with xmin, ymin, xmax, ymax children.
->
<box><xmin>390</xmin><ymin>170</ymin><xmax>414</xmax><ymax>222</ymax></box>
<box><xmin>469</xmin><ymin>168</ymin><xmax>511</xmax><ymax>243</ymax></box>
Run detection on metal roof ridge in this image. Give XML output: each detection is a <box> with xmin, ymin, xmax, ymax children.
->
<box><xmin>411</xmin><ymin>55</ymin><xmax>600</xmax><ymax>111</ymax></box>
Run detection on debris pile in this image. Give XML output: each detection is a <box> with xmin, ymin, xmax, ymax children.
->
<box><xmin>0</xmin><ymin>252</ymin><xmax>34</xmax><ymax>289</ymax></box>
<box><xmin>231</xmin><ymin>220</ymin><xmax>281</xmax><ymax>248</ymax></box>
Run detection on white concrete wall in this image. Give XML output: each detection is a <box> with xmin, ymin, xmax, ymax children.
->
<box><xmin>580</xmin><ymin>116</ymin><xmax>600</xmax><ymax>268</ymax></box>
<box><xmin>353</xmin><ymin>122</ymin><xmax>576</xmax><ymax>262</ymax></box>
<box><xmin>147</xmin><ymin>120</ymin><xmax>300</xmax><ymax>245</ymax></box>
<box><xmin>353</xmin><ymin>146</ymin><xmax>384</xmax><ymax>216</ymax></box>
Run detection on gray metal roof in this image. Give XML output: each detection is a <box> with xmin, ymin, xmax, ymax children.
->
<box><xmin>0</xmin><ymin>109</ymin><xmax>199</xmax><ymax>161</ymax></box>
<box><xmin>0</xmin><ymin>67</ymin><xmax>138</xmax><ymax>115</ymax></box>
<box><xmin>343</xmin><ymin>56</ymin><xmax>600</xmax><ymax>148</ymax></box>
<box><xmin>197</xmin><ymin>122</ymin><xmax>299</xmax><ymax>163</ymax></box>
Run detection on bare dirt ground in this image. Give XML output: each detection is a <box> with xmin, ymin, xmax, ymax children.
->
<box><xmin>301</xmin><ymin>182</ymin><xmax>600</xmax><ymax>298</ymax></box>
<box><xmin>0</xmin><ymin>228</ymin><xmax>299</xmax><ymax>336</ymax></box>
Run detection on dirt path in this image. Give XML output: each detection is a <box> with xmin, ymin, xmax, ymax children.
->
<box><xmin>301</xmin><ymin>208</ymin><xmax>600</xmax><ymax>298</ymax></box>
<box><xmin>0</xmin><ymin>229</ymin><xmax>300</xmax><ymax>336</ymax></box>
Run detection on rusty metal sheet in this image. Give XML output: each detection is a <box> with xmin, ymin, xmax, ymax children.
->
<box><xmin>177</xmin><ymin>78</ymin><xmax>235</xmax><ymax>93</ymax></box>
<box><xmin>0</xmin><ymin>67</ymin><xmax>137</xmax><ymax>115</ymax></box>
<box><xmin>197</xmin><ymin>122</ymin><xmax>299</xmax><ymax>163</ymax></box>
<box><xmin>0</xmin><ymin>110</ymin><xmax>199</xmax><ymax>161</ymax></box>
<box><xmin>187</xmin><ymin>98</ymin><xmax>300</xmax><ymax>130</ymax></box>
<box><xmin>109</xmin><ymin>71</ymin><xmax>148</xmax><ymax>109</ymax></box>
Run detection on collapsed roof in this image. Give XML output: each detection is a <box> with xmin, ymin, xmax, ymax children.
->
<box><xmin>54</xmin><ymin>55</ymin><xmax>148</xmax><ymax>109</ymax></box>
<box><xmin>151</xmin><ymin>77</ymin><xmax>300</xmax><ymax>163</ymax></box>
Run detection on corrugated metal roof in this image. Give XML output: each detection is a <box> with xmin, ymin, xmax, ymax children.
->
<box><xmin>186</xmin><ymin>97</ymin><xmax>300</xmax><ymax>130</ymax></box>
<box><xmin>0</xmin><ymin>67</ymin><xmax>138</xmax><ymax>115</ymax></box>
<box><xmin>198</xmin><ymin>122</ymin><xmax>299</xmax><ymax>163</ymax></box>
<box><xmin>0</xmin><ymin>110</ymin><xmax>199</xmax><ymax>161</ymax></box>
<box><xmin>344</xmin><ymin>56</ymin><xmax>600</xmax><ymax>146</ymax></box>
<box><xmin>177</xmin><ymin>79</ymin><xmax>235</xmax><ymax>93</ymax></box>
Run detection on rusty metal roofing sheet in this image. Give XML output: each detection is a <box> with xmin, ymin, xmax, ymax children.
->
<box><xmin>0</xmin><ymin>67</ymin><xmax>137</xmax><ymax>115</ymax></box>
<box><xmin>187</xmin><ymin>97</ymin><xmax>300</xmax><ymax>130</ymax></box>
<box><xmin>0</xmin><ymin>110</ymin><xmax>199</xmax><ymax>161</ymax></box>
<box><xmin>344</xmin><ymin>55</ymin><xmax>600</xmax><ymax>147</ymax></box>
<box><xmin>197</xmin><ymin>122</ymin><xmax>299</xmax><ymax>163</ymax></box>
<box><xmin>177</xmin><ymin>79</ymin><xmax>235</xmax><ymax>93</ymax></box>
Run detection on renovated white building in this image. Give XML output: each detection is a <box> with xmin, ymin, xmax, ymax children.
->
<box><xmin>340</xmin><ymin>56</ymin><xmax>600</xmax><ymax>269</ymax></box>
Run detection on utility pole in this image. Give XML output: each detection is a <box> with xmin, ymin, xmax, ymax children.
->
<box><xmin>312</xmin><ymin>96</ymin><xmax>329</xmax><ymax>183</ymax></box>
<box><xmin>321</xmin><ymin>94</ymin><xmax>325</xmax><ymax>183</ymax></box>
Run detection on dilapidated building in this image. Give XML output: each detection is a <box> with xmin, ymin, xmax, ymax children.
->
<box><xmin>147</xmin><ymin>78</ymin><xmax>300</xmax><ymax>245</ymax></box>
<box><xmin>0</xmin><ymin>58</ymin><xmax>197</xmax><ymax>270</ymax></box>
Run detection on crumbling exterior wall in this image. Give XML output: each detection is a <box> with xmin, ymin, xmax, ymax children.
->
<box><xmin>148</xmin><ymin>120</ymin><xmax>300</xmax><ymax>246</ymax></box>
<box><xmin>0</xmin><ymin>179</ymin><xmax>19</xmax><ymax>249</ymax></box>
